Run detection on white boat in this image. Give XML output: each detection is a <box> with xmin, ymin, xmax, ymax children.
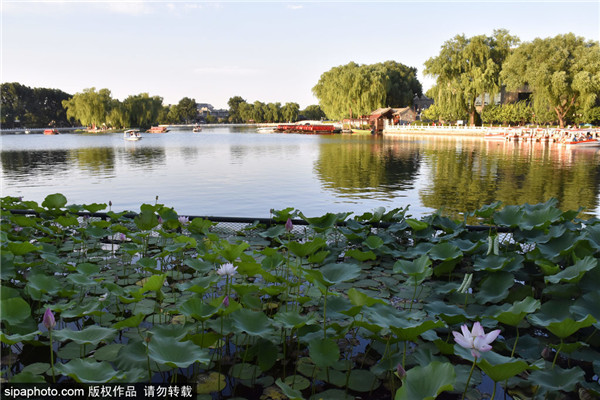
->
<box><xmin>193</xmin><ymin>125</ymin><xmax>202</xmax><ymax>132</ymax></box>
<box><xmin>257</xmin><ymin>126</ymin><xmax>277</xmax><ymax>133</ymax></box>
<box><xmin>562</xmin><ymin>138</ymin><xmax>600</xmax><ymax>147</ymax></box>
<box><xmin>124</xmin><ymin>130</ymin><xmax>142</xmax><ymax>141</ymax></box>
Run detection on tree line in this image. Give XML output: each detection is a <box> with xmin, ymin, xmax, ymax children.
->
<box><xmin>2</xmin><ymin>30</ymin><xmax>598</xmax><ymax>129</ymax></box>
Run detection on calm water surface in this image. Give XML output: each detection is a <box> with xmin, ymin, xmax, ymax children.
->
<box><xmin>2</xmin><ymin>126</ymin><xmax>599</xmax><ymax>219</ymax></box>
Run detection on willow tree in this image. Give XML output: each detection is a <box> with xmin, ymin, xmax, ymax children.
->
<box><xmin>501</xmin><ymin>34</ymin><xmax>600</xmax><ymax>128</ymax></box>
<box><xmin>121</xmin><ymin>93</ymin><xmax>164</xmax><ymax>128</ymax></box>
<box><xmin>424</xmin><ymin>29</ymin><xmax>519</xmax><ymax>126</ymax></box>
<box><xmin>312</xmin><ymin>61</ymin><xmax>421</xmax><ymax>120</ymax></box>
<box><xmin>62</xmin><ymin>87</ymin><xmax>113</xmax><ymax>128</ymax></box>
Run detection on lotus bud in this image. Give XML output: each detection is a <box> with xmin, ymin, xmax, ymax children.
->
<box><xmin>223</xmin><ymin>295</ymin><xmax>229</xmax><ymax>308</ymax></box>
<box><xmin>396</xmin><ymin>364</ymin><xmax>406</xmax><ymax>379</ymax></box>
<box><xmin>43</xmin><ymin>308</ymin><xmax>56</xmax><ymax>330</ymax></box>
<box><xmin>285</xmin><ymin>218</ymin><xmax>293</xmax><ymax>233</ymax></box>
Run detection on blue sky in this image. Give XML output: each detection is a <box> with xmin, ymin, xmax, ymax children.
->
<box><xmin>2</xmin><ymin>1</ymin><xmax>599</xmax><ymax>109</ymax></box>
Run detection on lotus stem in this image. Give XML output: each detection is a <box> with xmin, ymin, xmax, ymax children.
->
<box><xmin>323</xmin><ymin>289</ymin><xmax>328</xmax><ymax>339</ymax></box>
<box><xmin>462</xmin><ymin>357</ymin><xmax>477</xmax><ymax>400</ymax></box>
<box><xmin>491</xmin><ymin>379</ymin><xmax>497</xmax><ymax>400</ymax></box>
<box><xmin>49</xmin><ymin>329</ymin><xmax>56</xmax><ymax>383</ymax></box>
<box><xmin>552</xmin><ymin>339</ymin><xmax>563</xmax><ymax>368</ymax></box>
<box><xmin>510</xmin><ymin>327</ymin><xmax>519</xmax><ymax>358</ymax></box>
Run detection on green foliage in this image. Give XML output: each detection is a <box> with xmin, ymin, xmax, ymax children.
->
<box><xmin>1</xmin><ymin>194</ymin><xmax>599</xmax><ymax>398</ymax></box>
<box><xmin>312</xmin><ymin>61</ymin><xmax>422</xmax><ymax>120</ymax></box>
<box><xmin>501</xmin><ymin>33</ymin><xmax>600</xmax><ymax>128</ymax></box>
<box><xmin>1</xmin><ymin>82</ymin><xmax>72</xmax><ymax>128</ymax></box>
<box><xmin>425</xmin><ymin>29</ymin><xmax>519</xmax><ymax>126</ymax></box>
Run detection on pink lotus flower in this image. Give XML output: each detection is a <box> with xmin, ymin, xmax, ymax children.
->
<box><xmin>453</xmin><ymin>322</ymin><xmax>500</xmax><ymax>358</ymax></box>
<box><xmin>285</xmin><ymin>218</ymin><xmax>293</xmax><ymax>233</ymax></box>
<box><xmin>178</xmin><ymin>216</ymin><xmax>189</xmax><ymax>225</ymax></box>
<box><xmin>43</xmin><ymin>308</ymin><xmax>56</xmax><ymax>330</ymax></box>
<box><xmin>223</xmin><ymin>295</ymin><xmax>229</xmax><ymax>307</ymax></box>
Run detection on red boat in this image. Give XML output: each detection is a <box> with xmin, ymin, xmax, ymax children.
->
<box><xmin>276</xmin><ymin>122</ymin><xmax>338</xmax><ymax>134</ymax></box>
<box><xmin>43</xmin><ymin>129</ymin><xmax>59</xmax><ymax>135</ymax></box>
<box><xmin>147</xmin><ymin>126</ymin><xmax>168</xmax><ymax>133</ymax></box>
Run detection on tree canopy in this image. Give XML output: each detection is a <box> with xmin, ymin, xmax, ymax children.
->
<box><xmin>1</xmin><ymin>82</ymin><xmax>72</xmax><ymax>128</ymax></box>
<box><xmin>424</xmin><ymin>29</ymin><xmax>520</xmax><ymax>126</ymax></box>
<box><xmin>312</xmin><ymin>61</ymin><xmax>422</xmax><ymax>120</ymax></box>
<box><xmin>62</xmin><ymin>88</ymin><xmax>114</xmax><ymax>128</ymax></box>
<box><xmin>500</xmin><ymin>33</ymin><xmax>600</xmax><ymax>128</ymax></box>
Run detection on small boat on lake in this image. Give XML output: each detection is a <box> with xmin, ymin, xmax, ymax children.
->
<box><xmin>257</xmin><ymin>126</ymin><xmax>277</xmax><ymax>133</ymax></box>
<box><xmin>147</xmin><ymin>126</ymin><xmax>168</xmax><ymax>133</ymax></box>
<box><xmin>43</xmin><ymin>129</ymin><xmax>59</xmax><ymax>135</ymax></box>
<box><xmin>193</xmin><ymin>125</ymin><xmax>202</xmax><ymax>132</ymax></box>
<box><xmin>124</xmin><ymin>130</ymin><xmax>142</xmax><ymax>141</ymax></box>
<box><xmin>276</xmin><ymin>121</ymin><xmax>340</xmax><ymax>134</ymax></box>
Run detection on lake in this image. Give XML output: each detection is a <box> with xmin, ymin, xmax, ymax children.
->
<box><xmin>2</xmin><ymin>126</ymin><xmax>600</xmax><ymax>220</ymax></box>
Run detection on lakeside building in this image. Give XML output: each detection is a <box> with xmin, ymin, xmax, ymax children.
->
<box><xmin>196</xmin><ymin>103</ymin><xmax>229</xmax><ymax>121</ymax></box>
<box><xmin>475</xmin><ymin>85</ymin><xmax>532</xmax><ymax>112</ymax></box>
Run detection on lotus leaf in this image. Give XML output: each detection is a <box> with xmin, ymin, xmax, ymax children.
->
<box><xmin>478</xmin><ymin>352</ymin><xmax>531</xmax><ymax>382</ymax></box>
<box><xmin>475</xmin><ymin>271</ymin><xmax>514</xmax><ymax>304</ymax></box>
<box><xmin>196</xmin><ymin>372</ymin><xmax>226</xmax><ymax>394</ymax></box>
<box><xmin>112</xmin><ymin>313</ymin><xmax>145</xmax><ymax>329</ymax></box>
<box><xmin>9</xmin><ymin>371</ymin><xmax>46</xmax><ymax>383</ymax></box>
<box><xmin>231</xmin><ymin>308</ymin><xmax>272</xmax><ymax>336</ymax></box>
<box><xmin>390</xmin><ymin>319</ymin><xmax>445</xmax><ymax>341</ymax></box>
<box><xmin>309</xmin><ymin>338</ymin><xmax>339</xmax><ymax>368</ymax></box>
<box><xmin>394</xmin><ymin>361</ymin><xmax>455</xmax><ymax>400</ymax></box>
<box><xmin>0</xmin><ymin>297</ymin><xmax>31</xmax><ymax>325</ymax></box>
<box><xmin>7</xmin><ymin>241</ymin><xmax>41</xmax><ymax>256</ymax></box>
<box><xmin>53</xmin><ymin>325</ymin><xmax>116</xmax><ymax>345</ymax></box>
<box><xmin>148</xmin><ymin>335</ymin><xmax>209</xmax><ymax>369</ymax></box>
<box><xmin>55</xmin><ymin>358</ymin><xmax>123</xmax><ymax>383</ymax></box>
<box><xmin>179</xmin><ymin>298</ymin><xmax>217</xmax><ymax>321</ymax></box>
<box><xmin>0</xmin><ymin>330</ymin><xmax>40</xmax><ymax>345</ymax></box>
<box><xmin>544</xmin><ymin>255</ymin><xmax>598</xmax><ymax>284</ymax></box>
<box><xmin>230</xmin><ymin>363</ymin><xmax>261</xmax><ymax>380</ymax></box>
<box><xmin>491</xmin><ymin>296</ymin><xmax>541</xmax><ymax>326</ymax></box>
<box><xmin>286</xmin><ymin>237</ymin><xmax>327</xmax><ymax>258</ymax></box>
<box><xmin>42</xmin><ymin>193</ymin><xmax>67</xmax><ymax>209</ymax></box>
<box><xmin>528</xmin><ymin>365</ymin><xmax>585</xmax><ymax>393</ymax></box>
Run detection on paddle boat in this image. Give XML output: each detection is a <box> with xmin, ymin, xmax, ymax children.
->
<box><xmin>124</xmin><ymin>129</ymin><xmax>142</xmax><ymax>141</ymax></box>
<box><xmin>193</xmin><ymin>125</ymin><xmax>202</xmax><ymax>132</ymax></box>
<box><xmin>43</xmin><ymin>129</ymin><xmax>59</xmax><ymax>135</ymax></box>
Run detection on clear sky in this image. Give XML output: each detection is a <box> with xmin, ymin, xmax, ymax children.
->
<box><xmin>2</xmin><ymin>1</ymin><xmax>598</xmax><ymax>109</ymax></box>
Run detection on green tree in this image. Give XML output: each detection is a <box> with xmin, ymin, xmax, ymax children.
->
<box><xmin>121</xmin><ymin>93</ymin><xmax>164</xmax><ymax>128</ymax></box>
<box><xmin>1</xmin><ymin>82</ymin><xmax>71</xmax><ymax>128</ymax></box>
<box><xmin>501</xmin><ymin>33</ymin><xmax>600</xmax><ymax>128</ymax></box>
<box><xmin>174</xmin><ymin>97</ymin><xmax>198</xmax><ymax>124</ymax></box>
<box><xmin>425</xmin><ymin>29</ymin><xmax>520</xmax><ymax>126</ymax></box>
<box><xmin>62</xmin><ymin>87</ymin><xmax>114</xmax><ymax>128</ymax></box>
<box><xmin>301</xmin><ymin>105</ymin><xmax>326</xmax><ymax>121</ymax></box>
<box><xmin>265</xmin><ymin>102</ymin><xmax>282</xmax><ymax>122</ymax></box>
<box><xmin>281</xmin><ymin>102</ymin><xmax>300</xmax><ymax>122</ymax></box>
<box><xmin>227</xmin><ymin>96</ymin><xmax>246</xmax><ymax>123</ymax></box>
<box><xmin>312</xmin><ymin>61</ymin><xmax>422</xmax><ymax>120</ymax></box>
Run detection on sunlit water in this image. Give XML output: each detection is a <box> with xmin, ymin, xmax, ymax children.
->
<box><xmin>2</xmin><ymin>126</ymin><xmax>599</xmax><ymax>219</ymax></box>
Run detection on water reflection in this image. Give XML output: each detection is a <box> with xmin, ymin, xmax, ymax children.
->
<box><xmin>119</xmin><ymin>147</ymin><xmax>166</xmax><ymax>168</ymax></box>
<box><xmin>69</xmin><ymin>147</ymin><xmax>115</xmax><ymax>173</ymax></box>
<box><xmin>315</xmin><ymin>135</ymin><xmax>421</xmax><ymax>199</ymax></box>
<box><xmin>1</xmin><ymin>149</ymin><xmax>70</xmax><ymax>177</ymax></box>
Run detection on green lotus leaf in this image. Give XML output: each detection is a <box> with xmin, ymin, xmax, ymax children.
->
<box><xmin>114</xmin><ymin>340</ymin><xmax>148</xmax><ymax>371</ymax></box>
<box><xmin>286</xmin><ymin>237</ymin><xmax>327</xmax><ymax>258</ymax></box>
<box><xmin>133</xmin><ymin>209</ymin><xmax>159</xmax><ymax>231</ymax></box>
<box><xmin>94</xmin><ymin>343</ymin><xmax>124</xmax><ymax>362</ymax></box>
<box><xmin>148</xmin><ymin>335</ymin><xmax>210</xmax><ymax>369</ymax></box>
<box><xmin>472</xmin><ymin>201</ymin><xmax>502</xmax><ymax>218</ymax></box>
<box><xmin>347</xmin><ymin>369</ymin><xmax>381</xmax><ymax>392</ymax></box>
<box><xmin>528</xmin><ymin>365</ymin><xmax>584</xmax><ymax>393</ymax></box>
<box><xmin>406</xmin><ymin>218</ymin><xmax>429</xmax><ymax>231</ymax></box>
<box><xmin>390</xmin><ymin>319</ymin><xmax>445</xmax><ymax>341</ymax></box>
<box><xmin>475</xmin><ymin>271</ymin><xmax>514</xmax><ymax>304</ymax></box>
<box><xmin>67</xmin><ymin>273</ymin><xmax>97</xmax><ymax>286</ymax></box>
<box><xmin>138</xmin><ymin>274</ymin><xmax>166</xmax><ymax>293</ymax></box>
<box><xmin>177</xmin><ymin>275</ymin><xmax>219</xmax><ymax>294</ymax></box>
<box><xmin>196</xmin><ymin>372</ymin><xmax>226</xmax><ymax>394</ymax></box>
<box><xmin>535</xmin><ymin>259</ymin><xmax>560</xmax><ymax>275</ymax></box>
<box><xmin>473</xmin><ymin>254</ymin><xmax>513</xmax><ymax>272</ymax></box>
<box><xmin>364</xmin><ymin>235</ymin><xmax>384</xmax><ymax>250</ymax></box>
<box><xmin>394</xmin><ymin>361</ymin><xmax>455</xmax><ymax>400</ymax></box>
<box><xmin>42</xmin><ymin>193</ymin><xmax>67</xmax><ymax>209</ymax></box>
<box><xmin>53</xmin><ymin>325</ymin><xmax>117</xmax><ymax>345</ymax></box>
<box><xmin>55</xmin><ymin>358</ymin><xmax>122</xmax><ymax>383</ymax></box>
<box><xmin>492</xmin><ymin>205</ymin><xmax>522</xmax><ymax>227</ymax></box>
<box><xmin>55</xmin><ymin>215</ymin><xmax>79</xmax><ymax>227</ymax></box>
<box><xmin>345</xmin><ymin>248</ymin><xmax>377</xmax><ymax>261</ymax></box>
<box><xmin>429</xmin><ymin>242</ymin><xmax>462</xmax><ymax>261</ymax></box>
<box><xmin>231</xmin><ymin>308</ymin><xmax>272</xmax><ymax>336</ymax></box>
<box><xmin>518</xmin><ymin>206</ymin><xmax>563</xmax><ymax>230</ymax></box>
<box><xmin>394</xmin><ymin>255</ymin><xmax>432</xmax><ymax>284</ymax></box>
<box><xmin>0</xmin><ymin>297</ymin><xmax>31</xmax><ymax>325</ymax></box>
<box><xmin>478</xmin><ymin>352</ymin><xmax>531</xmax><ymax>382</ymax></box>
<box><xmin>255</xmin><ymin>338</ymin><xmax>278</xmax><ymax>371</ymax></box>
<box><xmin>544</xmin><ymin>255</ymin><xmax>598</xmax><ymax>284</ymax></box>
<box><xmin>300</xmin><ymin>212</ymin><xmax>350</xmax><ymax>232</ymax></box>
<box><xmin>309</xmin><ymin>389</ymin><xmax>353</xmax><ymax>400</ymax></box>
<box><xmin>276</xmin><ymin>378</ymin><xmax>305</xmax><ymax>400</ymax></box>
<box><xmin>61</xmin><ymin>302</ymin><xmax>102</xmax><ymax>319</ymax></box>
<box><xmin>26</xmin><ymin>273</ymin><xmax>62</xmax><ymax>296</ymax></box>
<box><xmin>283</xmin><ymin>375</ymin><xmax>310</xmax><ymax>391</ymax></box>
<box><xmin>309</xmin><ymin>338</ymin><xmax>340</xmax><ymax>368</ymax></box>
<box><xmin>7</xmin><ymin>241</ymin><xmax>41</xmax><ymax>256</ymax></box>
<box><xmin>424</xmin><ymin>301</ymin><xmax>468</xmax><ymax>325</ymax></box>
<box><xmin>229</xmin><ymin>362</ymin><xmax>261</xmax><ymax>380</ymax></box>
<box><xmin>273</xmin><ymin>310</ymin><xmax>317</xmax><ymax>330</ymax></box>
<box><xmin>21</xmin><ymin>362</ymin><xmax>50</xmax><ymax>375</ymax></box>
<box><xmin>9</xmin><ymin>371</ymin><xmax>47</xmax><ymax>383</ymax></box>
<box><xmin>82</xmin><ymin>202</ymin><xmax>107</xmax><ymax>213</ymax></box>
<box><xmin>491</xmin><ymin>296</ymin><xmax>541</xmax><ymax>326</ymax></box>
<box><xmin>347</xmin><ymin>288</ymin><xmax>386</xmax><ymax>307</ymax></box>
<box><xmin>571</xmin><ymin>291</ymin><xmax>600</xmax><ymax>321</ymax></box>
<box><xmin>320</xmin><ymin>262</ymin><xmax>361</xmax><ymax>285</ymax></box>
<box><xmin>528</xmin><ymin>313</ymin><xmax>596</xmax><ymax>339</ymax></box>
<box><xmin>259</xmin><ymin>224</ymin><xmax>287</xmax><ymax>238</ymax></box>
<box><xmin>0</xmin><ymin>330</ymin><xmax>40</xmax><ymax>345</ymax></box>
<box><xmin>178</xmin><ymin>298</ymin><xmax>217</xmax><ymax>321</ymax></box>
<box><xmin>77</xmin><ymin>262</ymin><xmax>101</xmax><ymax>275</ymax></box>
<box><xmin>112</xmin><ymin>313</ymin><xmax>145</xmax><ymax>329</ymax></box>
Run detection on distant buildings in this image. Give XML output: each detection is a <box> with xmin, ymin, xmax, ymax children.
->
<box><xmin>196</xmin><ymin>103</ymin><xmax>229</xmax><ymax>121</ymax></box>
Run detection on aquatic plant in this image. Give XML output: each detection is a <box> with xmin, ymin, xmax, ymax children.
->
<box><xmin>1</xmin><ymin>194</ymin><xmax>598</xmax><ymax>399</ymax></box>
